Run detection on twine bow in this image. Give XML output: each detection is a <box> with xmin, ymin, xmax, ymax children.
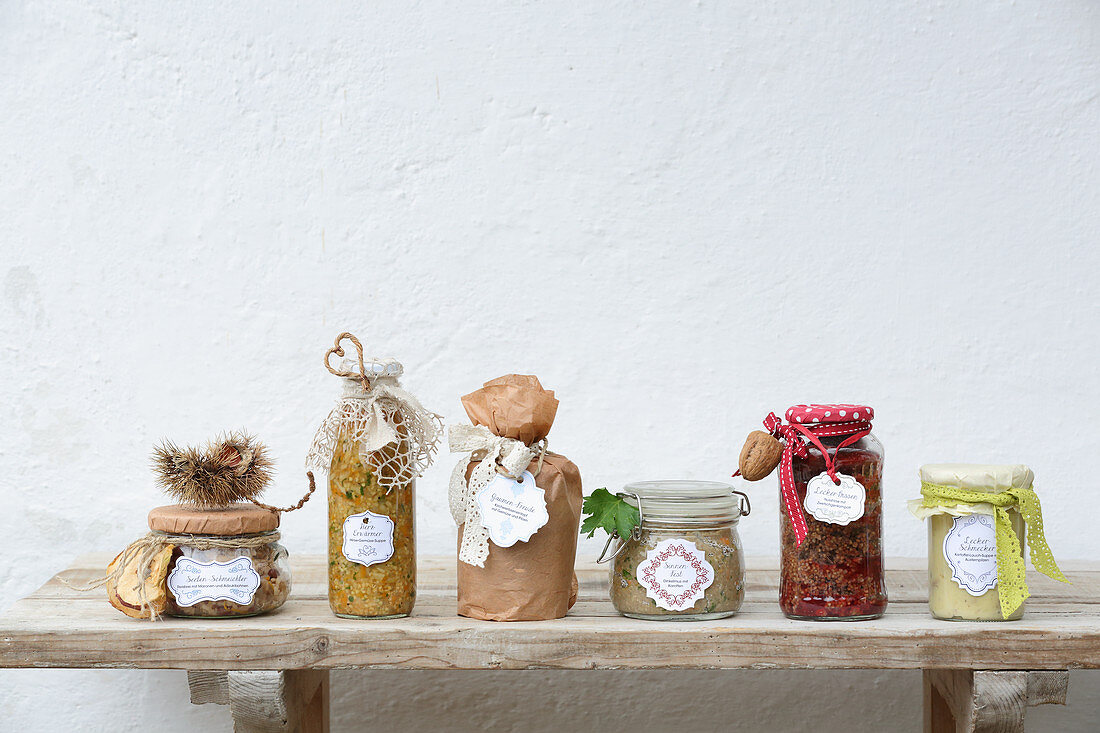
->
<box><xmin>306</xmin><ymin>333</ymin><xmax>442</xmax><ymax>493</ymax></box>
<box><xmin>920</xmin><ymin>482</ymin><xmax>1067</xmax><ymax>618</ymax></box>
<box><xmin>763</xmin><ymin>412</ymin><xmax>872</xmax><ymax>546</ymax></box>
<box><xmin>448</xmin><ymin>424</ymin><xmax>546</xmax><ymax>567</ymax></box>
<box><xmin>58</xmin><ymin>533</ymin><xmax>177</xmax><ymax>620</ymax></box>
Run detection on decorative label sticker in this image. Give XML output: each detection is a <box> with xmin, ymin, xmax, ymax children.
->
<box><xmin>342</xmin><ymin>510</ymin><xmax>395</xmax><ymax>567</ymax></box>
<box><xmin>637</xmin><ymin>538</ymin><xmax>714</xmax><ymax>611</ymax></box>
<box><xmin>804</xmin><ymin>472</ymin><xmax>866</xmax><ymax>525</ymax></box>
<box><xmin>475</xmin><ymin>470</ymin><xmax>549</xmax><ymax>547</ymax></box>
<box><xmin>943</xmin><ymin>514</ymin><xmax>999</xmax><ymax>596</ymax></box>
<box><xmin>167</xmin><ymin>556</ymin><xmax>261</xmax><ymax>607</ymax></box>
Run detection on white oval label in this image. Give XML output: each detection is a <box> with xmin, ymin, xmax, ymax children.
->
<box><xmin>342</xmin><ymin>510</ymin><xmax>396</xmax><ymax>567</ymax></box>
<box><xmin>167</xmin><ymin>556</ymin><xmax>261</xmax><ymax>607</ymax></box>
<box><xmin>943</xmin><ymin>514</ymin><xmax>999</xmax><ymax>596</ymax></box>
<box><xmin>804</xmin><ymin>472</ymin><xmax>866</xmax><ymax>525</ymax></box>
<box><xmin>637</xmin><ymin>538</ymin><xmax>714</xmax><ymax>611</ymax></box>
<box><xmin>475</xmin><ymin>470</ymin><xmax>549</xmax><ymax>548</ymax></box>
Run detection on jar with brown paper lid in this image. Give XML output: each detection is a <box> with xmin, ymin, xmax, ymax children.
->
<box><xmin>99</xmin><ymin>432</ymin><xmax>313</xmax><ymax>621</ymax></box>
<box><xmin>148</xmin><ymin>503</ymin><xmax>291</xmax><ymax>619</ymax></box>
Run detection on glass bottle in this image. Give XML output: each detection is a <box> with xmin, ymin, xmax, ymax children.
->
<box><xmin>327</xmin><ymin>401</ymin><xmax>417</xmax><ymax>619</ymax></box>
<box><xmin>307</xmin><ymin>335</ymin><xmax>441</xmax><ymax>621</ymax></box>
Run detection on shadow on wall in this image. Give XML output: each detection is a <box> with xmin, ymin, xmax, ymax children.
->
<box><xmin>330</xmin><ymin>669</ymin><xmax>1100</xmax><ymax>733</ymax></box>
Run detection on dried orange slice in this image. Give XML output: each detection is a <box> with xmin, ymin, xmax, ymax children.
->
<box><xmin>106</xmin><ymin>544</ymin><xmax>174</xmax><ymax>619</ymax></box>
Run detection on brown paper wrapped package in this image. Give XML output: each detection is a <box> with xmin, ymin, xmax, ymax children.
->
<box><xmin>456</xmin><ymin>375</ymin><xmax>582</xmax><ymax>621</ymax></box>
<box><xmin>459</xmin><ymin>374</ymin><xmax>559</xmax><ymax>445</ymax></box>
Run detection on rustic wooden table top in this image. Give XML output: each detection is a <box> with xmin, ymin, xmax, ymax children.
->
<box><xmin>1</xmin><ymin>554</ymin><xmax>1096</xmax><ymax>672</ymax></box>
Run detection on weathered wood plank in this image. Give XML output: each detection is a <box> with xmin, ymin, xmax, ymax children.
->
<box><xmin>3</xmin><ymin>556</ymin><xmax>1098</xmax><ymax>672</ymax></box>
<box><xmin>281</xmin><ymin>670</ymin><xmax>328</xmax><ymax>733</ymax></box>
<box><xmin>924</xmin><ymin>670</ymin><xmax>957</xmax><ymax>733</ymax></box>
<box><xmin>187</xmin><ymin>670</ymin><xmax>329</xmax><ymax>732</ymax></box>
<box><xmin>5</xmin><ymin>591</ymin><xmax>1095</xmax><ymax>618</ymax></box>
<box><xmin>1025</xmin><ymin>670</ymin><xmax>1069</xmax><ymax>706</ymax></box>
<box><xmin>189</xmin><ymin>670</ymin><xmax>230</xmax><ymax>705</ymax></box>
<box><xmin>227</xmin><ymin>670</ymin><xmax>329</xmax><ymax>733</ymax></box>
<box><xmin>4</xmin><ymin>609</ymin><xmax>1100</xmax><ymax>670</ymax></box>
<box><xmin>923</xmin><ymin>670</ymin><xmax>1069</xmax><ymax>732</ymax></box>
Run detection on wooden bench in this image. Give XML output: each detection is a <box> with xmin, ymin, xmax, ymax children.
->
<box><xmin>1</xmin><ymin>555</ymin><xmax>1093</xmax><ymax>732</ymax></box>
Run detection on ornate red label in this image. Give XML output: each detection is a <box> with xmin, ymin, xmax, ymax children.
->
<box><xmin>637</xmin><ymin>539</ymin><xmax>714</xmax><ymax>611</ymax></box>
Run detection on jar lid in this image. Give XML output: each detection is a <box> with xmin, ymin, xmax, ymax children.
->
<box><xmin>786</xmin><ymin>404</ymin><xmax>874</xmax><ymax>425</ymax></box>
<box><xmin>338</xmin><ymin>357</ymin><xmax>403</xmax><ymax>379</ymax></box>
<box><xmin>920</xmin><ymin>463</ymin><xmax>1034</xmax><ymax>493</ymax></box>
<box><xmin>620</xmin><ymin>480</ymin><xmax>747</xmax><ymax>525</ymax></box>
<box><xmin>148</xmin><ymin>503</ymin><xmax>280</xmax><ymax>536</ymax></box>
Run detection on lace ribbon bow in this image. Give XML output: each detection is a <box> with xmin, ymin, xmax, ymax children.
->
<box><xmin>763</xmin><ymin>412</ymin><xmax>872</xmax><ymax>547</ymax></box>
<box><xmin>920</xmin><ymin>482</ymin><xmax>1067</xmax><ymax>618</ymax></box>
<box><xmin>448</xmin><ymin>424</ymin><xmax>537</xmax><ymax>567</ymax></box>
<box><xmin>306</xmin><ymin>333</ymin><xmax>442</xmax><ymax>494</ymax></box>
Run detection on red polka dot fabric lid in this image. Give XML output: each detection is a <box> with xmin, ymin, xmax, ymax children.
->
<box><xmin>785</xmin><ymin>404</ymin><xmax>874</xmax><ymax>424</ymax></box>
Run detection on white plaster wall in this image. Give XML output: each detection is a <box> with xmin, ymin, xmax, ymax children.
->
<box><xmin>1</xmin><ymin>1</ymin><xmax>1098</xmax><ymax>730</ymax></box>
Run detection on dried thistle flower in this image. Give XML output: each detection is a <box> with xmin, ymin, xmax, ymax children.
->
<box><xmin>151</xmin><ymin>431</ymin><xmax>274</xmax><ymax>508</ymax></box>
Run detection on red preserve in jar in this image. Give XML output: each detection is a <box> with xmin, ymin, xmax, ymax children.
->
<box><xmin>773</xmin><ymin>404</ymin><xmax>886</xmax><ymax>620</ymax></box>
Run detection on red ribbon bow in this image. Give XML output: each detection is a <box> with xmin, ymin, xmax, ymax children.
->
<box><xmin>762</xmin><ymin>412</ymin><xmax>872</xmax><ymax>546</ymax></box>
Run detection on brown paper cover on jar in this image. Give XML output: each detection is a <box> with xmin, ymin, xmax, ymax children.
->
<box><xmin>456</xmin><ymin>375</ymin><xmax>582</xmax><ymax>621</ymax></box>
<box><xmin>148</xmin><ymin>503</ymin><xmax>280</xmax><ymax>536</ymax></box>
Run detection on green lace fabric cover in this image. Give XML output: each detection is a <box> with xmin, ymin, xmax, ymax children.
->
<box><xmin>916</xmin><ymin>478</ymin><xmax>1067</xmax><ymax>618</ymax></box>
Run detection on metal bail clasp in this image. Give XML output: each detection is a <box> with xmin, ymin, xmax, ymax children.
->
<box><xmin>733</xmin><ymin>489</ymin><xmax>751</xmax><ymax>516</ymax></box>
<box><xmin>595</xmin><ymin>532</ymin><xmax>623</xmax><ymax>564</ymax></box>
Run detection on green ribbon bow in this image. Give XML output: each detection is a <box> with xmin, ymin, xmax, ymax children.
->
<box><xmin>920</xmin><ymin>482</ymin><xmax>1068</xmax><ymax>618</ymax></box>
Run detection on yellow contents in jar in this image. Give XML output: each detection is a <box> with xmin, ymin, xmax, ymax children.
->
<box><xmin>927</xmin><ymin>510</ymin><xmax>1025</xmax><ymax>621</ymax></box>
<box><xmin>328</xmin><ymin>437</ymin><xmax>415</xmax><ymax>618</ymax></box>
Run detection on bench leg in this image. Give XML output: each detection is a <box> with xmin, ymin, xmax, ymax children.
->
<box><xmin>188</xmin><ymin>669</ymin><xmax>330</xmax><ymax>733</ymax></box>
<box><xmin>922</xmin><ymin>669</ymin><xmax>1068</xmax><ymax>733</ymax></box>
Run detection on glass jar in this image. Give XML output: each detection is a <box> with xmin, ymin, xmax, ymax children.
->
<box><xmin>605</xmin><ymin>481</ymin><xmax>749</xmax><ymax>621</ymax></box>
<box><xmin>778</xmin><ymin>404</ymin><xmax>887</xmax><ymax>620</ymax></box>
<box><xmin>327</xmin><ymin>434</ymin><xmax>416</xmax><ymax>619</ymax></box>
<box><xmin>917</xmin><ymin>464</ymin><xmax>1031</xmax><ymax>621</ymax></box>
<box><xmin>308</xmin><ymin>336</ymin><xmax>440</xmax><ymax>620</ymax></box>
<box><xmin>148</xmin><ymin>504</ymin><xmax>292</xmax><ymax>619</ymax></box>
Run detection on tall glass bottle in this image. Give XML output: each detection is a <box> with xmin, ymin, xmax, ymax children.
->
<box><xmin>307</xmin><ymin>332</ymin><xmax>441</xmax><ymax>620</ymax></box>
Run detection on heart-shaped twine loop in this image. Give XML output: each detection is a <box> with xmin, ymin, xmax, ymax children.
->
<box><xmin>307</xmin><ymin>332</ymin><xmax>442</xmax><ymax>494</ymax></box>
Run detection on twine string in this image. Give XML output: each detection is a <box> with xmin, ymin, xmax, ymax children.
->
<box><xmin>249</xmin><ymin>471</ymin><xmax>317</xmax><ymax>514</ymax></box>
<box><xmin>324</xmin><ymin>332</ymin><xmax>372</xmax><ymax>390</ymax></box>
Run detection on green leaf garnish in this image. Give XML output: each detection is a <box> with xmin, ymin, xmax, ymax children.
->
<box><xmin>580</xmin><ymin>488</ymin><xmax>640</xmax><ymax>539</ymax></box>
